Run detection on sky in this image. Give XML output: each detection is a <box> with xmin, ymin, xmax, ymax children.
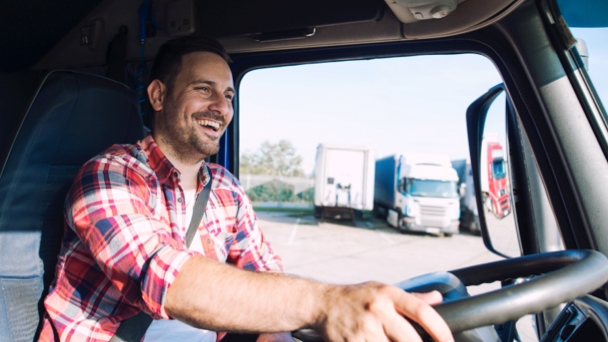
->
<box><xmin>239</xmin><ymin>28</ymin><xmax>607</xmax><ymax>175</ymax></box>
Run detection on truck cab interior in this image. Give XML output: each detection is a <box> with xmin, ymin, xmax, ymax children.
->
<box><xmin>2</xmin><ymin>0</ymin><xmax>608</xmax><ymax>341</ymax></box>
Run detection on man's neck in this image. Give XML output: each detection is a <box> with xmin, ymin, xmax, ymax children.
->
<box><xmin>153</xmin><ymin>132</ymin><xmax>204</xmax><ymax>191</ymax></box>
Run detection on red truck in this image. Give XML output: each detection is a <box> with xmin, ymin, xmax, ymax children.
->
<box><xmin>480</xmin><ymin>133</ymin><xmax>511</xmax><ymax>218</ymax></box>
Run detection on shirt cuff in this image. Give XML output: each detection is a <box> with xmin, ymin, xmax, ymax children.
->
<box><xmin>141</xmin><ymin>245</ymin><xmax>200</xmax><ymax>319</ymax></box>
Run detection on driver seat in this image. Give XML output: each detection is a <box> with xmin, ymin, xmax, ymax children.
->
<box><xmin>0</xmin><ymin>71</ymin><xmax>144</xmax><ymax>341</ymax></box>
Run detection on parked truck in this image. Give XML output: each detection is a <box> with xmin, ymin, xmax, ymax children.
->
<box><xmin>313</xmin><ymin>144</ymin><xmax>375</xmax><ymax>220</ymax></box>
<box><xmin>451</xmin><ymin>159</ymin><xmax>480</xmax><ymax>233</ymax></box>
<box><xmin>374</xmin><ymin>154</ymin><xmax>460</xmax><ymax>235</ymax></box>
<box><xmin>480</xmin><ymin>133</ymin><xmax>512</xmax><ymax>218</ymax></box>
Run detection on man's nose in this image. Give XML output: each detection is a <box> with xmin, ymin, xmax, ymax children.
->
<box><xmin>208</xmin><ymin>91</ymin><xmax>231</xmax><ymax>116</ymax></box>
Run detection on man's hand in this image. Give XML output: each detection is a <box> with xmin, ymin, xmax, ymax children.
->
<box><xmin>315</xmin><ymin>282</ymin><xmax>453</xmax><ymax>342</ymax></box>
<box><xmin>257</xmin><ymin>332</ymin><xmax>295</xmax><ymax>342</ymax></box>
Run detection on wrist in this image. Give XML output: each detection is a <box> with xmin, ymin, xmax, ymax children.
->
<box><xmin>309</xmin><ymin>283</ymin><xmax>342</xmax><ymax>330</ymax></box>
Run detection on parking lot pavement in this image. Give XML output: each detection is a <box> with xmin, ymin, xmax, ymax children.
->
<box><xmin>258</xmin><ymin>210</ymin><xmax>502</xmax><ymax>287</ymax></box>
<box><xmin>257</xmin><ymin>210</ymin><xmax>538</xmax><ymax>341</ymax></box>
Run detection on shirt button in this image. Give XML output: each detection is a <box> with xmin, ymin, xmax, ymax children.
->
<box><xmin>206</xmin><ymin>239</ymin><xmax>211</xmax><ymax>244</ymax></box>
<box><xmin>177</xmin><ymin>197</ymin><xmax>183</xmax><ymax>203</ymax></box>
<box><xmin>173</xmin><ymin>171</ymin><xmax>178</xmax><ymax>178</ymax></box>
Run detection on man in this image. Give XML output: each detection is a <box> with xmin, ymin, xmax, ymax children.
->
<box><xmin>39</xmin><ymin>36</ymin><xmax>453</xmax><ymax>342</ymax></box>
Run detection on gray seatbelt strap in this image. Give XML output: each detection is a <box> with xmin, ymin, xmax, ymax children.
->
<box><xmin>110</xmin><ymin>166</ymin><xmax>212</xmax><ymax>342</ymax></box>
<box><xmin>186</xmin><ymin>167</ymin><xmax>212</xmax><ymax>247</ymax></box>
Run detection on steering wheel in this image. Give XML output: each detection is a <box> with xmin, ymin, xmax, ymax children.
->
<box><xmin>294</xmin><ymin>250</ymin><xmax>608</xmax><ymax>342</ymax></box>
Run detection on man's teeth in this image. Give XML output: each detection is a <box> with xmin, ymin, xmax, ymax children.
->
<box><xmin>197</xmin><ymin>120</ymin><xmax>220</xmax><ymax>130</ymax></box>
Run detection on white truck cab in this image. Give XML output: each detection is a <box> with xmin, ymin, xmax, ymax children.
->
<box><xmin>375</xmin><ymin>154</ymin><xmax>460</xmax><ymax>235</ymax></box>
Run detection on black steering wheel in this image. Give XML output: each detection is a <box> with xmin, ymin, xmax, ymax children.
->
<box><xmin>295</xmin><ymin>250</ymin><xmax>608</xmax><ymax>342</ymax></box>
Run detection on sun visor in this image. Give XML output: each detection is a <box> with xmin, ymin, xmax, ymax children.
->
<box><xmin>197</xmin><ymin>0</ymin><xmax>384</xmax><ymax>38</ymax></box>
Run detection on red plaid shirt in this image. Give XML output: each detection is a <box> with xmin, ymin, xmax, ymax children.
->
<box><xmin>39</xmin><ymin>133</ymin><xmax>283</xmax><ymax>342</ymax></box>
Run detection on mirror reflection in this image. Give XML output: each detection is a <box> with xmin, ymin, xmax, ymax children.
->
<box><xmin>481</xmin><ymin>92</ymin><xmax>521</xmax><ymax>258</ymax></box>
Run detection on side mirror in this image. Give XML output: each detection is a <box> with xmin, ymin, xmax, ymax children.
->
<box><xmin>466</xmin><ymin>83</ymin><xmax>521</xmax><ymax>258</ymax></box>
<box><xmin>575</xmin><ymin>38</ymin><xmax>589</xmax><ymax>71</ymax></box>
<box><xmin>459</xmin><ymin>183</ymin><xmax>466</xmax><ymax>198</ymax></box>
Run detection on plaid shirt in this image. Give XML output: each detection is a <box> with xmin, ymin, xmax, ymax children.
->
<box><xmin>39</xmin><ymin>133</ymin><xmax>282</xmax><ymax>342</ymax></box>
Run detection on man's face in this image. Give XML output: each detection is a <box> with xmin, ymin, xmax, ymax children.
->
<box><xmin>154</xmin><ymin>51</ymin><xmax>235</xmax><ymax>164</ymax></box>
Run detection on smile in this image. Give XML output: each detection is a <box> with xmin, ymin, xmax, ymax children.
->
<box><xmin>197</xmin><ymin>119</ymin><xmax>221</xmax><ymax>132</ymax></box>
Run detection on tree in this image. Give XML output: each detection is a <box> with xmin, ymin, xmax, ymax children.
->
<box><xmin>240</xmin><ymin>140</ymin><xmax>305</xmax><ymax>177</ymax></box>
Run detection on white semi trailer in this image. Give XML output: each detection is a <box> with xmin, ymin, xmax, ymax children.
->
<box><xmin>374</xmin><ymin>154</ymin><xmax>460</xmax><ymax>235</ymax></box>
<box><xmin>313</xmin><ymin>144</ymin><xmax>375</xmax><ymax>220</ymax></box>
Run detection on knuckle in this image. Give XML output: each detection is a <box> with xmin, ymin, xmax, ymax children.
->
<box><xmin>358</xmin><ymin>318</ymin><xmax>373</xmax><ymax>334</ymax></box>
<box><xmin>412</xmin><ymin>303</ymin><xmax>433</xmax><ymax>320</ymax></box>
<box><xmin>365</xmin><ymin>298</ymin><xmax>384</xmax><ymax>315</ymax></box>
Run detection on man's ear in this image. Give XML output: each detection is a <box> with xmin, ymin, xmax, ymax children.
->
<box><xmin>147</xmin><ymin>79</ymin><xmax>167</xmax><ymax>112</ymax></box>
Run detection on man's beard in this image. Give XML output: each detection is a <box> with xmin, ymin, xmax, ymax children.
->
<box><xmin>156</xmin><ymin>97</ymin><xmax>224</xmax><ymax>164</ymax></box>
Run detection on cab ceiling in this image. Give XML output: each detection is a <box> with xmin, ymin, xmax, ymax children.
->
<box><xmin>3</xmin><ymin>0</ymin><xmax>526</xmax><ymax>72</ymax></box>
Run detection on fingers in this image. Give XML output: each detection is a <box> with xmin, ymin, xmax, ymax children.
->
<box><xmin>361</xmin><ymin>318</ymin><xmax>392</xmax><ymax>342</ymax></box>
<box><xmin>393</xmin><ymin>290</ymin><xmax>453</xmax><ymax>342</ymax></box>
<box><xmin>318</xmin><ymin>284</ymin><xmax>452</xmax><ymax>342</ymax></box>
<box><xmin>380</xmin><ymin>309</ymin><xmax>423</xmax><ymax>342</ymax></box>
<box><xmin>411</xmin><ymin>290</ymin><xmax>443</xmax><ymax>305</ymax></box>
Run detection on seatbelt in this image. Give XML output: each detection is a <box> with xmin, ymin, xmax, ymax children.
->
<box><xmin>110</xmin><ymin>166</ymin><xmax>212</xmax><ymax>342</ymax></box>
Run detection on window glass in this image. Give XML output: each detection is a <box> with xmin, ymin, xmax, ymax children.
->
<box><xmin>239</xmin><ymin>55</ymin><xmax>536</xmax><ymax>340</ymax></box>
<box><xmin>407</xmin><ymin>179</ymin><xmax>458</xmax><ymax>199</ymax></box>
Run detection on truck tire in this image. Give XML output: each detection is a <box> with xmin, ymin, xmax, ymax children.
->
<box><xmin>314</xmin><ymin>206</ymin><xmax>323</xmax><ymax>219</ymax></box>
<box><xmin>374</xmin><ymin>204</ymin><xmax>387</xmax><ymax>219</ymax></box>
<box><xmin>470</xmin><ymin>220</ymin><xmax>480</xmax><ymax>235</ymax></box>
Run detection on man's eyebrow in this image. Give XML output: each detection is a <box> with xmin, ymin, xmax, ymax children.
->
<box><xmin>189</xmin><ymin>79</ymin><xmax>235</xmax><ymax>93</ymax></box>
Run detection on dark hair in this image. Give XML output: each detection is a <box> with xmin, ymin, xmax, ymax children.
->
<box><xmin>149</xmin><ymin>36</ymin><xmax>231</xmax><ymax>91</ymax></box>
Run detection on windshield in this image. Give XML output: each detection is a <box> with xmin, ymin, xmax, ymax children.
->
<box><xmin>406</xmin><ymin>179</ymin><xmax>458</xmax><ymax>198</ymax></box>
<box><xmin>493</xmin><ymin>160</ymin><xmax>506</xmax><ymax>180</ymax></box>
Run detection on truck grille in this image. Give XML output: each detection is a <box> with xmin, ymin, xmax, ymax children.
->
<box><xmin>420</xmin><ymin>205</ymin><xmax>448</xmax><ymax>217</ymax></box>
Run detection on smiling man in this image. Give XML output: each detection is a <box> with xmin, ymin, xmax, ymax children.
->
<box><xmin>39</xmin><ymin>37</ymin><xmax>453</xmax><ymax>342</ymax></box>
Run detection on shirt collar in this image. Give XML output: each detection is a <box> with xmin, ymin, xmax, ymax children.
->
<box><xmin>139</xmin><ymin>133</ymin><xmax>210</xmax><ymax>191</ymax></box>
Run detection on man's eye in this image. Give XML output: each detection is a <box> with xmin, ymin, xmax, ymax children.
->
<box><xmin>195</xmin><ymin>86</ymin><xmax>211</xmax><ymax>94</ymax></box>
<box><xmin>196</xmin><ymin>87</ymin><xmax>213</xmax><ymax>98</ymax></box>
<box><xmin>225</xmin><ymin>94</ymin><xmax>234</xmax><ymax>100</ymax></box>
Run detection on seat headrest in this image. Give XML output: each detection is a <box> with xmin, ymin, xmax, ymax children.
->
<box><xmin>0</xmin><ymin>71</ymin><xmax>144</xmax><ymax>276</ymax></box>
<box><xmin>30</xmin><ymin>71</ymin><xmax>144</xmax><ymax>166</ymax></box>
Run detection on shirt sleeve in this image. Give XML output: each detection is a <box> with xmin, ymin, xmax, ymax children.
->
<box><xmin>65</xmin><ymin>154</ymin><xmax>196</xmax><ymax>320</ymax></box>
<box><xmin>227</xmin><ymin>177</ymin><xmax>283</xmax><ymax>273</ymax></box>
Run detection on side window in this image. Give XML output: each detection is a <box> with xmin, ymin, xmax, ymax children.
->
<box><xmin>239</xmin><ymin>55</ymin><xmax>507</xmax><ymax>285</ymax></box>
<box><xmin>239</xmin><ymin>55</ymin><xmax>549</xmax><ymax>341</ymax></box>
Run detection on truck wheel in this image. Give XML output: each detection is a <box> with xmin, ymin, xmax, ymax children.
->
<box><xmin>375</xmin><ymin>205</ymin><xmax>387</xmax><ymax>219</ymax></box>
<box><xmin>314</xmin><ymin>206</ymin><xmax>322</xmax><ymax>219</ymax></box>
<box><xmin>470</xmin><ymin>220</ymin><xmax>480</xmax><ymax>235</ymax></box>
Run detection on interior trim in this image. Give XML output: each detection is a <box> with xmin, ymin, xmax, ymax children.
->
<box><xmin>401</xmin><ymin>0</ymin><xmax>527</xmax><ymax>39</ymax></box>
